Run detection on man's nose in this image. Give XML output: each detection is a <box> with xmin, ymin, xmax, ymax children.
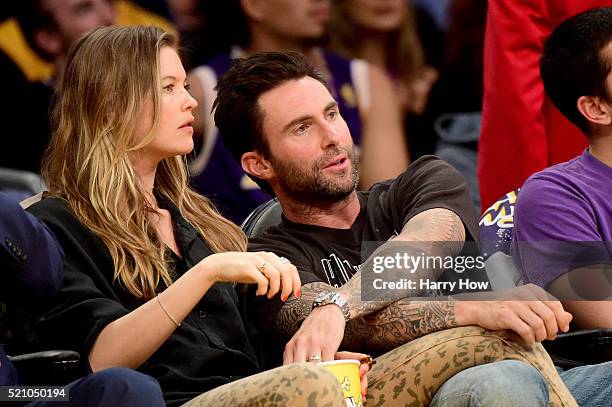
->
<box><xmin>321</xmin><ymin>121</ymin><xmax>342</xmax><ymax>147</ymax></box>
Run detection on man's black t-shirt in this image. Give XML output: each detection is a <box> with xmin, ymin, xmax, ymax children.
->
<box><xmin>248</xmin><ymin>156</ymin><xmax>483</xmax><ymax>349</ymax></box>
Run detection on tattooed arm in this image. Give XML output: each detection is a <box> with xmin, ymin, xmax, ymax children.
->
<box><xmin>342</xmin><ymin>299</ymin><xmax>458</xmax><ymax>352</ymax></box>
<box><xmin>278</xmin><ymin>208</ymin><xmax>467</xmax><ymax>359</ymax></box>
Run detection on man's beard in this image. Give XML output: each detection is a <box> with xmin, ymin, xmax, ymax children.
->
<box><xmin>270</xmin><ymin>145</ymin><xmax>359</xmax><ymax>203</ymax></box>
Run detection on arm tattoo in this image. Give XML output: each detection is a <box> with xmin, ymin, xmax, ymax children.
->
<box><xmin>343</xmin><ymin>299</ymin><xmax>458</xmax><ymax>352</ymax></box>
<box><xmin>397</xmin><ymin>208</ymin><xmax>466</xmax><ymax>255</ymax></box>
<box><xmin>273</xmin><ymin>210</ymin><xmax>466</xmax><ymax>340</ymax></box>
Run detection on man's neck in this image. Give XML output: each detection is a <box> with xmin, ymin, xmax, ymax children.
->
<box><xmin>280</xmin><ymin>191</ymin><xmax>361</xmax><ymax>229</ymax></box>
<box><xmin>589</xmin><ymin>134</ymin><xmax>612</xmax><ymax>168</ymax></box>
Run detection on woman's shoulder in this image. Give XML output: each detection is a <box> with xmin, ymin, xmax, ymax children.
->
<box><xmin>26</xmin><ymin>196</ymin><xmax>97</xmax><ymax>244</ymax></box>
<box><xmin>27</xmin><ymin>196</ymin><xmax>76</xmax><ymax>223</ymax></box>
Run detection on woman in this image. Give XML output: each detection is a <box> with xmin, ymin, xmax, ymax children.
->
<box><xmin>26</xmin><ymin>25</ymin><xmax>347</xmax><ymax>406</ymax></box>
<box><xmin>329</xmin><ymin>0</ymin><xmax>438</xmax><ymax>117</ymax></box>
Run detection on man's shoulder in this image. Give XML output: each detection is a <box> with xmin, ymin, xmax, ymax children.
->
<box><xmin>519</xmin><ymin>155</ymin><xmax>589</xmax><ymax>206</ymax></box>
<box><xmin>248</xmin><ymin>223</ymin><xmax>304</xmax><ymax>250</ymax></box>
<box><xmin>368</xmin><ymin>155</ymin><xmax>461</xmax><ymax>193</ymax></box>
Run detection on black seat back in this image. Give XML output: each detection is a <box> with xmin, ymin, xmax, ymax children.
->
<box><xmin>241</xmin><ymin>198</ymin><xmax>282</xmax><ymax>238</ymax></box>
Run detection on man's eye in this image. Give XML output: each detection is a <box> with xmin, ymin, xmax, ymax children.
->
<box><xmin>184</xmin><ymin>83</ymin><xmax>191</xmax><ymax>91</ymax></box>
<box><xmin>296</xmin><ymin>124</ymin><xmax>309</xmax><ymax>134</ymax></box>
<box><xmin>328</xmin><ymin>110</ymin><xmax>337</xmax><ymax>119</ymax></box>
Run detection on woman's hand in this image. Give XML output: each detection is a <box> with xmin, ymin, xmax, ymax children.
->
<box><xmin>335</xmin><ymin>351</ymin><xmax>372</xmax><ymax>402</ymax></box>
<box><xmin>198</xmin><ymin>252</ymin><xmax>301</xmax><ymax>301</ymax></box>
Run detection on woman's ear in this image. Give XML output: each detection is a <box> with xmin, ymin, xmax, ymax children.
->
<box><xmin>577</xmin><ymin>95</ymin><xmax>612</xmax><ymax>126</ymax></box>
<box><xmin>241</xmin><ymin>151</ymin><xmax>274</xmax><ymax>181</ymax></box>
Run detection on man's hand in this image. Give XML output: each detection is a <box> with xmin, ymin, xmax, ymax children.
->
<box><xmin>283</xmin><ymin>304</ymin><xmax>346</xmax><ymax>364</ymax></box>
<box><xmin>456</xmin><ymin>284</ymin><xmax>573</xmax><ymax>344</ymax></box>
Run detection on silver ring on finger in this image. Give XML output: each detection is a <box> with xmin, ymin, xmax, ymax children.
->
<box><xmin>279</xmin><ymin>256</ymin><xmax>290</xmax><ymax>264</ymax></box>
<box><xmin>308</xmin><ymin>354</ymin><xmax>322</xmax><ymax>362</ymax></box>
<box><xmin>258</xmin><ymin>260</ymin><xmax>269</xmax><ymax>273</ymax></box>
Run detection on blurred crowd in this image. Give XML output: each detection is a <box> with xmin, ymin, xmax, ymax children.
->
<box><xmin>0</xmin><ymin>0</ymin><xmax>486</xmax><ymax>221</ymax></box>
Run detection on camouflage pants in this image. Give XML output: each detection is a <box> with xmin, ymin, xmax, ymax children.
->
<box><xmin>182</xmin><ymin>326</ymin><xmax>576</xmax><ymax>407</ymax></box>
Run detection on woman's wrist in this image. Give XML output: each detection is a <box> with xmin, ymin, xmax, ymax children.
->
<box><xmin>193</xmin><ymin>257</ymin><xmax>217</xmax><ymax>289</ymax></box>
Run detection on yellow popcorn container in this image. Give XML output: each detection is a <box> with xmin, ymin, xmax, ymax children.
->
<box><xmin>320</xmin><ymin>359</ymin><xmax>363</xmax><ymax>407</ymax></box>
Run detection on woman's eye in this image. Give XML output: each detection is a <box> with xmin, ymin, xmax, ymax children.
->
<box><xmin>163</xmin><ymin>84</ymin><xmax>174</xmax><ymax>92</ymax></box>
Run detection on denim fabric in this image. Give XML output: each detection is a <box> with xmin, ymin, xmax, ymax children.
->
<box><xmin>434</xmin><ymin>112</ymin><xmax>481</xmax><ymax>215</ymax></box>
<box><xmin>27</xmin><ymin>368</ymin><xmax>165</xmax><ymax>407</ymax></box>
<box><xmin>430</xmin><ymin>360</ymin><xmax>549</xmax><ymax>406</ymax></box>
<box><xmin>559</xmin><ymin>361</ymin><xmax>612</xmax><ymax>407</ymax></box>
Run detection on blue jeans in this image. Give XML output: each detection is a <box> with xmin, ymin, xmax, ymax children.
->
<box><xmin>431</xmin><ymin>359</ymin><xmax>612</xmax><ymax>407</ymax></box>
<box><xmin>430</xmin><ymin>360</ymin><xmax>548</xmax><ymax>406</ymax></box>
<box><xmin>27</xmin><ymin>368</ymin><xmax>165</xmax><ymax>407</ymax></box>
<box><xmin>558</xmin><ymin>361</ymin><xmax>612</xmax><ymax>407</ymax></box>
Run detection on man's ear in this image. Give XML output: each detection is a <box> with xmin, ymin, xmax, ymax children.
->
<box><xmin>240</xmin><ymin>0</ymin><xmax>265</xmax><ymax>21</ymax></box>
<box><xmin>577</xmin><ymin>95</ymin><xmax>612</xmax><ymax>126</ymax></box>
<box><xmin>241</xmin><ymin>151</ymin><xmax>274</xmax><ymax>180</ymax></box>
<box><xmin>33</xmin><ymin>28</ymin><xmax>62</xmax><ymax>59</ymax></box>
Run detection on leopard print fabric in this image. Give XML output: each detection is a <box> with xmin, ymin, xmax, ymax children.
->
<box><xmin>182</xmin><ymin>326</ymin><xmax>576</xmax><ymax>406</ymax></box>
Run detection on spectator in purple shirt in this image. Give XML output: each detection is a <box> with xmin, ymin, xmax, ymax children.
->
<box><xmin>512</xmin><ymin>7</ymin><xmax>612</xmax><ymax>329</ymax></box>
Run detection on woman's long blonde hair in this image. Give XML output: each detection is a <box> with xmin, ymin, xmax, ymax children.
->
<box><xmin>43</xmin><ymin>25</ymin><xmax>247</xmax><ymax>300</ymax></box>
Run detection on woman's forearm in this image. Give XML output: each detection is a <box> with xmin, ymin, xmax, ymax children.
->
<box><xmin>89</xmin><ymin>263</ymin><xmax>214</xmax><ymax>371</ymax></box>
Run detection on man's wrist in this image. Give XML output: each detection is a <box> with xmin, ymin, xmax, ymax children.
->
<box><xmin>309</xmin><ymin>302</ymin><xmax>347</xmax><ymax>323</ymax></box>
<box><xmin>453</xmin><ymin>300</ymin><xmax>476</xmax><ymax>327</ymax></box>
<box><xmin>312</xmin><ymin>291</ymin><xmax>351</xmax><ymax>321</ymax></box>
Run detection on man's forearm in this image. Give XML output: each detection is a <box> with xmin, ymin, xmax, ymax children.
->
<box><xmin>274</xmin><ymin>208</ymin><xmax>467</xmax><ymax>338</ymax></box>
<box><xmin>342</xmin><ymin>299</ymin><xmax>458</xmax><ymax>352</ymax></box>
<box><xmin>273</xmin><ymin>278</ymin><xmax>393</xmax><ymax>339</ymax></box>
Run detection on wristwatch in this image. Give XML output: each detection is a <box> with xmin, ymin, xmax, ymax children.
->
<box><xmin>312</xmin><ymin>291</ymin><xmax>351</xmax><ymax>322</ymax></box>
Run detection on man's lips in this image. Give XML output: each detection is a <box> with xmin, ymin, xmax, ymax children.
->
<box><xmin>322</xmin><ymin>154</ymin><xmax>349</xmax><ymax>170</ymax></box>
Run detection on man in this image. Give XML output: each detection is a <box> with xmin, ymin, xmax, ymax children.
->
<box><xmin>0</xmin><ymin>0</ymin><xmax>174</xmax><ymax>173</ymax></box>
<box><xmin>210</xmin><ymin>51</ymin><xmax>591</xmax><ymax>406</ymax></box>
<box><xmin>187</xmin><ymin>0</ymin><xmax>408</xmax><ymax>224</ymax></box>
<box><xmin>0</xmin><ymin>192</ymin><xmax>165</xmax><ymax>406</ymax></box>
<box><xmin>512</xmin><ymin>8</ymin><xmax>612</xmax><ymax>330</ymax></box>
<box><xmin>0</xmin><ymin>0</ymin><xmax>115</xmax><ymax>173</ymax></box>
<box><xmin>478</xmin><ymin>0</ymin><xmax>611</xmax><ymax>211</ymax></box>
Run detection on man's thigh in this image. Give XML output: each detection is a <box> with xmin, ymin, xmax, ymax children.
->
<box><xmin>366</xmin><ymin>326</ymin><xmax>576</xmax><ymax>406</ymax></box>
<box><xmin>560</xmin><ymin>361</ymin><xmax>612</xmax><ymax>407</ymax></box>
<box><xmin>429</xmin><ymin>360</ymin><xmax>548</xmax><ymax>407</ymax></box>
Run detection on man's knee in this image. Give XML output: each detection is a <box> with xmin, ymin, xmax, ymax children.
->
<box><xmin>430</xmin><ymin>360</ymin><xmax>549</xmax><ymax>407</ymax></box>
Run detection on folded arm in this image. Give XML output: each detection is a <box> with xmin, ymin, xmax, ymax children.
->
<box><xmin>277</xmin><ymin>208</ymin><xmax>466</xmax><ymax>359</ymax></box>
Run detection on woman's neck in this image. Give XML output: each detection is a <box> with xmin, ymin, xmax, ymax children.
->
<box><xmin>129</xmin><ymin>152</ymin><xmax>158</xmax><ymax>208</ymax></box>
<box><xmin>357</xmin><ymin>31</ymin><xmax>390</xmax><ymax>70</ymax></box>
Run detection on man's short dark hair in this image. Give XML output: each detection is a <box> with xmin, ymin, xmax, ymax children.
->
<box><xmin>541</xmin><ymin>7</ymin><xmax>612</xmax><ymax>135</ymax></box>
<box><xmin>213</xmin><ymin>51</ymin><xmax>330</xmax><ymax>194</ymax></box>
